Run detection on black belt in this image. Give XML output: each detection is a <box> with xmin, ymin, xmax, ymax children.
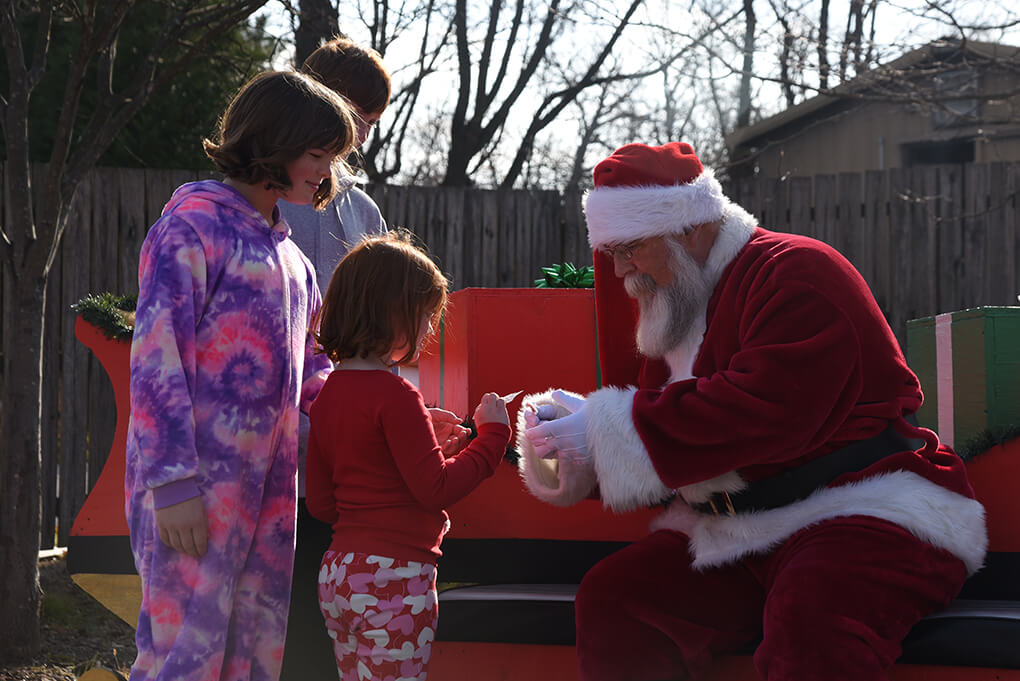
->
<box><xmin>689</xmin><ymin>421</ymin><xmax>923</xmax><ymax>516</ymax></box>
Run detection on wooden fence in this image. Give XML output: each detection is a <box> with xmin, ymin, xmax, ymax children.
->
<box><xmin>730</xmin><ymin>163</ymin><xmax>1020</xmax><ymax>342</ymax></box>
<box><xmin>1</xmin><ymin>161</ymin><xmax>1018</xmax><ymax>549</ymax></box>
<box><xmin>0</xmin><ymin>165</ymin><xmax>591</xmax><ymax>549</ymax></box>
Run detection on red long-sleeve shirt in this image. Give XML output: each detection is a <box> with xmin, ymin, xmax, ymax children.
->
<box><xmin>306</xmin><ymin>368</ymin><xmax>511</xmax><ymax>563</ymax></box>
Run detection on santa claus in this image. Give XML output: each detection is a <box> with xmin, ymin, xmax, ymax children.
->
<box><xmin>519</xmin><ymin>142</ymin><xmax>987</xmax><ymax>681</ymax></box>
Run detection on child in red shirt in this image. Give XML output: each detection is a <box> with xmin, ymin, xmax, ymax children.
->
<box><xmin>307</xmin><ymin>230</ymin><xmax>511</xmax><ymax>681</ymax></box>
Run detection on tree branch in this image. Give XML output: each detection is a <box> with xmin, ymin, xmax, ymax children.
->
<box><xmin>474</xmin><ymin>0</ymin><xmax>504</xmax><ymax>112</ymax></box>
<box><xmin>1</xmin><ymin>0</ymin><xmax>36</xmax><ymax>256</ymax></box>
<box><xmin>26</xmin><ymin>0</ymin><xmax>53</xmax><ymax>91</ymax></box>
<box><xmin>478</xmin><ymin>0</ymin><xmax>560</xmax><ymax>142</ymax></box>
<box><xmin>480</xmin><ymin>0</ymin><xmax>525</xmax><ymax>113</ymax></box>
<box><xmin>62</xmin><ymin>1</ymin><xmax>268</xmax><ymax>195</ymax></box>
<box><xmin>499</xmin><ymin>0</ymin><xmax>643</xmax><ymax>188</ymax></box>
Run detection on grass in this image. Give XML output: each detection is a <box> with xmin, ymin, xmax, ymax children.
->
<box><xmin>0</xmin><ymin>555</ymin><xmax>135</xmax><ymax>681</ymax></box>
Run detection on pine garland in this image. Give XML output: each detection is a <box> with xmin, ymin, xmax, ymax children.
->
<box><xmin>72</xmin><ymin>292</ymin><xmax>137</xmax><ymax>341</ymax></box>
<box><xmin>953</xmin><ymin>424</ymin><xmax>1020</xmax><ymax>461</ymax></box>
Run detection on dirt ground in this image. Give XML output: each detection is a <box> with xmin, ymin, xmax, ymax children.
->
<box><xmin>0</xmin><ymin>556</ymin><xmax>136</xmax><ymax>681</ymax></box>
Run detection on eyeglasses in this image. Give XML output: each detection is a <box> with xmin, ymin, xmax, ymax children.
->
<box><xmin>601</xmin><ymin>240</ymin><xmax>643</xmax><ymax>262</ymax></box>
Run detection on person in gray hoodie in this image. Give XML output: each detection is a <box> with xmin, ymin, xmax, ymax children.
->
<box><xmin>279</xmin><ymin>38</ymin><xmax>469</xmax><ymax>680</ymax></box>
<box><xmin>279</xmin><ymin>37</ymin><xmax>390</xmax><ymax>297</ymax></box>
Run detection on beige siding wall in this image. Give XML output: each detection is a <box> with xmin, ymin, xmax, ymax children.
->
<box><xmin>748</xmin><ymin>70</ymin><xmax>1020</xmax><ymax>176</ymax></box>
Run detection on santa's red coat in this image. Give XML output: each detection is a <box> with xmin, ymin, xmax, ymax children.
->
<box><xmin>518</xmin><ymin>206</ymin><xmax>986</xmax><ymax>573</ymax></box>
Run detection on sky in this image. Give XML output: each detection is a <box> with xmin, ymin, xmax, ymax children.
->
<box><xmin>250</xmin><ymin>0</ymin><xmax>1019</xmax><ymax>185</ymax></box>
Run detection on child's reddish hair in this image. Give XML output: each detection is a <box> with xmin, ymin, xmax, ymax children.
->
<box><xmin>301</xmin><ymin>37</ymin><xmax>391</xmax><ymax>116</ymax></box>
<box><xmin>316</xmin><ymin>230</ymin><xmax>448</xmax><ymax>366</ymax></box>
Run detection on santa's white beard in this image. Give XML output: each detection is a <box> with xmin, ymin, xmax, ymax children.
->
<box><xmin>625</xmin><ymin>244</ymin><xmax>711</xmax><ymax>359</ymax></box>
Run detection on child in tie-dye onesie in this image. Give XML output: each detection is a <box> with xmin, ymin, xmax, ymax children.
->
<box><xmin>125</xmin><ymin>71</ymin><xmax>356</xmax><ymax>681</ymax></box>
<box><xmin>306</xmin><ymin>232</ymin><xmax>513</xmax><ymax>680</ymax></box>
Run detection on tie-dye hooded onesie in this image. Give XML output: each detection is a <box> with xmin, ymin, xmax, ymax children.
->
<box><xmin>125</xmin><ymin>181</ymin><xmax>332</xmax><ymax>681</ymax></box>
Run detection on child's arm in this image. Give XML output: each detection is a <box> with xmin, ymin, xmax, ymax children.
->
<box><xmin>299</xmin><ymin>270</ymin><xmax>332</xmax><ymax>413</ymax></box>
<box><xmin>129</xmin><ymin>218</ymin><xmax>209</xmax><ymax>547</ymax></box>
<box><xmin>383</xmin><ymin>385</ymin><xmax>511</xmax><ymax>511</ymax></box>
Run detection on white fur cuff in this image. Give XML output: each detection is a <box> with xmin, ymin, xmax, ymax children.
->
<box><xmin>516</xmin><ymin>390</ymin><xmax>597</xmax><ymax>507</ymax></box>
<box><xmin>584</xmin><ymin>387</ymin><xmax>672</xmax><ymax>512</ymax></box>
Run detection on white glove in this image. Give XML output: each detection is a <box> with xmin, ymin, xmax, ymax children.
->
<box><xmin>524</xmin><ymin>390</ymin><xmax>590</xmax><ymax>461</ymax></box>
<box><xmin>534</xmin><ymin>404</ymin><xmax>559</xmax><ymax>421</ymax></box>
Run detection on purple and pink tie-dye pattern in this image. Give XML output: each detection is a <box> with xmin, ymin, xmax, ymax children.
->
<box><xmin>318</xmin><ymin>551</ymin><xmax>438</xmax><ymax>681</ymax></box>
<box><xmin>126</xmin><ymin>181</ymin><xmax>332</xmax><ymax>681</ymax></box>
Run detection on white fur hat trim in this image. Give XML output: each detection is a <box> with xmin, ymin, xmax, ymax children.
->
<box><xmin>584</xmin><ymin>169</ymin><xmax>726</xmax><ymax>249</ymax></box>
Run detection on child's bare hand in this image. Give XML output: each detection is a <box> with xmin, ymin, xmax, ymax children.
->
<box><xmin>155</xmin><ymin>496</ymin><xmax>208</xmax><ymax>558</ymax></box>
<box><xmin>429</xmin><ymin>407</ymin><xmax>471</xmax><ymax>455</ymax></box>
<box><xmin>473</xmin><ymin>392</ymin><xmax>509</xmax><ymax>427</ymax></box>
<box><xmin>440</xmin><ymin>423</ymin><xmax>471</xmax><ymax>455</ymax></box>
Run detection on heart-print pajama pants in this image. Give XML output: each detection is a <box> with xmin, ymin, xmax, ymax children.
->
<box><xmin>317</xmin><ymin>550</ymin><xmax>439</xmax><ymax>681</ymax></box>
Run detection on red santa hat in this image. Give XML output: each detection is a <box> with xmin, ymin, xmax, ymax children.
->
<box><xmin>584</xmin><ymin>142</ymin><xmax>726</xmax><ymax>249</ymax></box>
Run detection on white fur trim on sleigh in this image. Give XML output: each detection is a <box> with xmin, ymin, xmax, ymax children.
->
<box><xmin>584</xmin><ymin>386</ymin><xmax>672</xmax><ymax>512</ymax></box>
<box><xmin>516</xmin><ymin>390</ymin><xmax>597</xmax><ymax>507</ymax></box>
<box><xmin>652</xmin><ymin>470</ymin><xmax>987</xmax><ymax>574</ymax></box>
<box><xmin>584</xmin><ymin>170</ymin><xmax>726</xmax><ymax>249</ymax></box>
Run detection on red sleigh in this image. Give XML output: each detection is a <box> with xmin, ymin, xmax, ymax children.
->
<box><xmin>68</xmin><ymin>289</ymin><xmax>1020</xmax><ymax>680</ymax></box>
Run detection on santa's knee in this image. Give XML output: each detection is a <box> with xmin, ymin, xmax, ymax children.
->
<box><xmin>755</xmin><ymin>610</ymin><xmax>896</xmax><ymax>681</ymax></box>
<box><xmin>575</xmin><ymin>556</ymin><xmax>632</xmax><ymax>633</ymax></box>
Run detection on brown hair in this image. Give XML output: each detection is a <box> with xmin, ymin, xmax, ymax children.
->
<box><xmin>316</xmin><ymin>230</ymin><xmax>448</xmax><ymax>366</ymax></box>
<box><xmin>301</xmin><ymin>37</ymin><xmax>391</xmax><ymax>116</ymax></box>
<box><xmin>203</xmin><ymin>71</ymin><xmax>356</xmax><ymax>210</ymax></box>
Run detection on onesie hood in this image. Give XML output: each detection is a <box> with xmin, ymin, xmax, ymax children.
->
<box><xmin>163</xmin><ymin>180</ymin><xmax>291</xmax><ymax>241</ymax></box>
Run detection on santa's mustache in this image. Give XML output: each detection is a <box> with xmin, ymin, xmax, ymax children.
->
<box><xmin>624</xmin><ymin>271</ymin><xmax>658</xmax><ymax>299</ymax></box>
<box><xmin>625</xmin><ymin>247</ymin><xmax>711</xmax><ymax>358</ymax></box>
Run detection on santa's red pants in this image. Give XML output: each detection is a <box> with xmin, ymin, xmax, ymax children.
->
<box><xmin>575</xmin><ymin>516</ymin><xmax>968</xmax><ymax>681</ymax></box>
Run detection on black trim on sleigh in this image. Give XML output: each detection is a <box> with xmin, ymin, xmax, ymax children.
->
<box><xmin>437</xmin><ymin>538</ymin><xmax>629</xmax><ymax>584</ymax></box>
<box><xmin>66</xmin><ymin>534</ymin><xmax>1020</xmax><ymax>668</ymax></box>
<box><xmin>67</xmin><ymin>535</ymin><xmax>136</xmax><ymax>575</ymax></box>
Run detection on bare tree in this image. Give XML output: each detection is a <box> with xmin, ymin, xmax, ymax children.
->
<box><xmin>358</xmin><ymin>0</ymin><xmax>455</xmax><ymax>182</ymax></box>
<box><xmin>737</xmin><ymin>0</ymin><xmax>757</xmax><ymax>126</ymax></box>
<box><xmin>838</xmin><ymin>0</ymin><xmax>864</xmax><ymax>81</ymax></box>
<box><xmin>293</xmin><ymin>0</ymin><xmax>339</xmax><ymax>64</ymax></box>
<box><xmin>440</xmin><ymin>0</ymin><xmax>647</xmax><ymax>188</ymax></box>
<box><xmin>0</xmin><ymin>0</ymin><xmax>269</xmax><ymax>662</ymax></box>
<box><xmin>818</xmin><ymin>0</ymin><xmax>830</xmax><ymax>88</ymax></box>
<box><xmin>279</xmin><ymin>0</ymin><xmax>456</xmax><ymax>182</ymax></box>
<box><xmin>267</xmin><ymin>0</ymin><xmax>1020</xmax><ymax>188</ymax></box>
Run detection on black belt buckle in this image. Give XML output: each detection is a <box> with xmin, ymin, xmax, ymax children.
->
<box><xmin>689</xmin><ymin>421</ymin><xmax>920</xmax><ymax>517</ymax></box>
<box><xmin>704</xmin><ymin>491</ymin><xmax>736</xmax><ymax>516</ymax></box>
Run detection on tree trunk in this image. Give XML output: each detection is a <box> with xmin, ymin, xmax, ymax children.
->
<box><xmin>294</xmin><ymin>0</ymin><xmax>340</xmax><ymax>67</ymax></box>
<box><xmin>818</xmin><ymin>0</ymin><xmax>831</xmax><ymax>89</ymax></box>
<box><xmin>737</xmin><ymin>0</ymin><xmax>756</xmax><ymax>129</ymax></box>
<box><xmin>0</xmin><ymin>271</ymin><xmax>46</xmax><ymax>662</ymax></box>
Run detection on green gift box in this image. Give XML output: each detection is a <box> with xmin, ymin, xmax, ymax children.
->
<box><xmin>906</xmin><ymin>306</ymin><xmax>1020</xmax><ymax>450</ymax></box>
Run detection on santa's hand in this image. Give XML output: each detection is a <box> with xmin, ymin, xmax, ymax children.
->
<box><xmin>533</xmin><ymin>404</ymin><xmax>558</xmax><ymax>421</ymax></box>
<box><xmin>525</xmin><ymin>404</ymin><xmax>590</xmax><ymax>461</ymax></box>
<box><xmin>550</xmin><ymin>389</ymin><xmax>586</xmax><ymax>414</ymax></box>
